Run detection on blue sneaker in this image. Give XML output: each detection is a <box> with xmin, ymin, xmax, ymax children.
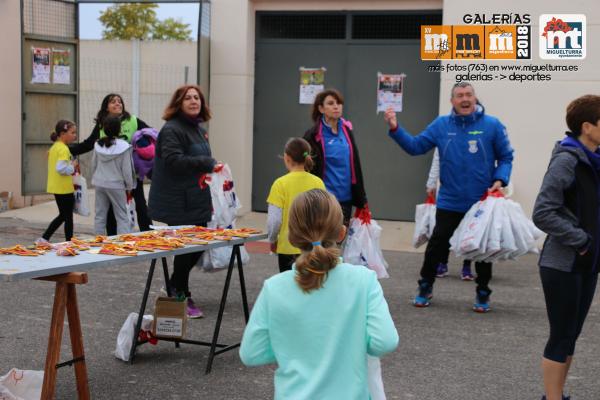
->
<box><xmin>473</xmin><ymin>289</ymin><xmax>491</xmax><ymax>313</ymax></box>
<box><xmin>435</xmin><ymin>263</ymin><xmax>448</xmax><ymax>278</ymax></box>
<box><xmin>413</xmin><ymin>281</ymin><xmax>433</xmax><ymax>307</ymax></box>
<box><xmin>461</xmin><ymin>263</ymin><xmax>475</xmax><ymax>281</ymax></box>
<box><xmin>541</xmin><ymin>395</ymin><xmax>570</xmax><ymax>400</ymax></box>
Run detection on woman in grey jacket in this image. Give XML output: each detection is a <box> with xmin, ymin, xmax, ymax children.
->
<box><xmin>92</xmin><ymin>116</ymin><xmax>136</xmax><ymax>235</ymax></box>
<box><xmin>532</xmin><ymin>95</ymin><xmax>600</xmax><ymax>400</ymax></box>
<box><xmin>148</xmin><ymin>85</ymin><xmax>219</xmax><ymax>318</ymax></box>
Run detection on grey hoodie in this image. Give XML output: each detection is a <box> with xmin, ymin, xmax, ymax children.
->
<box><xmin>91</xmin><ymin>138</ymin><xmax>136</xmax><ymax>190</ymax></box>
<box><xmin>533</xmin><ymin>143</ymin><xmax>596</xmax><ymax>272</ymax></box>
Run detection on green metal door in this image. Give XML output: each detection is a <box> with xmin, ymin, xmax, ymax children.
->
<box><xmin>253</xmin><ymin>12</ymin><xmax>442</xmax><ymax>220</ymax></box>
<box><xmin>22</xmin><ymin>0</ymin><xmax>78</xmax><ymax>194</ymax></box>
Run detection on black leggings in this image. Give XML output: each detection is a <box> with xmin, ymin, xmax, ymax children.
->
<box><xmin>278</xmin><ymin>254</ymin><xmax>298</xmax><ymax>273</ymax></box>
<box><xmin>106</xmin><ymin>180</ymin><xmax>152</xmax><ymax>235</ymax></box>
<box><xmin>421</xmin><ymin>208</ymin><xmax>492</xmax><ymax>291</ymax></box>
<box><xmin>540</xmin><ymin>267</ymin><xmax>598</xmax><ymax>363</ymax></box>
<box><xmin>168</xmin><ymin>220</ymin><xmax>208</xmax><ymax>297</ymax></box>
<box><xmin>43</xmin><ymin>193</ymin><xmax>75</xmax><ymax>241</ymax></box>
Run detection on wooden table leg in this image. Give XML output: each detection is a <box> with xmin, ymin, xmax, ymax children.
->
<box><xmin>40</xmin><ymin>282</ymin><xmax>68</xmax><ymax>400</ymax></box>
<box><xmin>66</xmin><ymin>283</ymin><xmax>90</xmax><ymax>400</ymax></box>
<box><xmin>36</xmin><ymin>272</ymin><xmax>90</xmax><ymax>400</ymax></box>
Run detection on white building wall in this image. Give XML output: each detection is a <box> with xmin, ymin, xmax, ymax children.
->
<box><xmin>0</xmin><ymin>1</ymin><xmax>23</xmax><ymax>207</ymax></box>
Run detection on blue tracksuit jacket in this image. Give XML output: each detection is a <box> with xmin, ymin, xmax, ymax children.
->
<box><xmin>388</xmin><ymin>105</ymin><xmax>514</xmax><ymax>213</ymax></box>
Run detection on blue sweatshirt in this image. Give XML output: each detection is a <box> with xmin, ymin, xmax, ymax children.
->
<box><xmin>388</xmin><ymin>105</ymin><xmax>514</xmax><ymax>213</ymax></box>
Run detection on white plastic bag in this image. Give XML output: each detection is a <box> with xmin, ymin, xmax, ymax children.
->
<box><xmin>115</xmin><ymin>312</ymin><xmax>154</xmax><ymax>362</ymax></box>
<box><xmin>412</xmin><ymin>195</ymin><xmax>436</xmax><ymax>248</ymax></box>
<box><xmin>126</xmin><ymin>193</ymin><xmax>137</xmax><ymax>232</ymax></box>
<box><xmin>343</xmin><ymin>218</ymin><xmax>389</xmax><ymax>279</ymax></box>
<box><xmin>72</xmin><ymin>174</ymin><xmax>90</xmax><ymax>217</ymax></box>
<box><xmin>450</xmin><ymin>195</ymin><xmax>499</xmax><ymax>256</ymax></box>
<box><xmin>197</xmin><ymin>221</ymin><xmax>250</xmax><ymax>271</ymax></box>
<box><xmin>207</xmin><ymin>164</ymin><xmax>241</xmax><ymax>228</ymax></box>
<box><xmin>367</xmin><ymin>355</ymin><xmax>386</xmax><ymax>400</ymax></box>
<box><xmin>0</xmin><ymin>368</ymin><xmax>44</xmax><ymax>400</ymax></box>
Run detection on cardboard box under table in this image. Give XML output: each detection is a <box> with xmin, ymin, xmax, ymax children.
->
<box><xmin>0</xmin><ymin>232</ymin><xmax>267</xmax><ymax>399</ymax></box>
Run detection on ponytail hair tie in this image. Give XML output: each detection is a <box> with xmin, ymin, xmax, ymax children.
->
<box><xmin>303</xmin><ymin>151</ymin><xmax>309</xmax><ymax>158</ymax></box>
<box><xmin>311</xmin><ymin>241</ymin><xmax>321</xmax><ymax>246</ymax></box>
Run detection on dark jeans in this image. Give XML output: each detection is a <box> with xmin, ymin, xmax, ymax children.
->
<box><xmin>106</xmin><ymin>180</ymin><xmax>152</xmax><ymax>235</ymax></box>
<box><xmin>421</xmin><ymin>208</ymin><xmax>492</xmax><ymax>292</ymax></box>
<box><xmin>168</xmin><ymin>220</ymin><xmax>208</xmax><ymax>297</ymax></box>
<box><xmin>278</xmin><ymin>254</ymin><xmax>298</xmax><ymax>273</ymax></box>
<box><xmin>43</xmin><ymin>193</ymin><xmax>75</xmax><ymax>241</ymax></box>
<box><xmin>540</xmin><ymin>267</ymin><xmax>598</xmax><ymax>362</ymax></box>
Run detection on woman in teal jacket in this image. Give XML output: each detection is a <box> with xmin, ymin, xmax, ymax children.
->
<box><xmin>240</xmin><ymin>189</ymin><xmax>398</xmax><ymax>399</ymax></box>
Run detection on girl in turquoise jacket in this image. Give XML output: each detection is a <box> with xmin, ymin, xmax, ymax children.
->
<box><xmin>240</xmin><ymin>189</ymin><xmax>398</xmax><ymax>399</ymax></box>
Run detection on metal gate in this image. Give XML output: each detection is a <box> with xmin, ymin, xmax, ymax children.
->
<box><xmin>253</xmin><ymin>12</ymin><xmax>442</xmax><ymax>221</ymax></box>
<box><xmin>22</xmin><ymin>0</ymin><xmax>79</xmax><ymax>195</ymax></box>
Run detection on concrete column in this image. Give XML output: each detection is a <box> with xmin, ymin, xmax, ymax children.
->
<box><xmin>209</xmin><ymin>0</ymin><xmax>255</xmax><ymax>214</ymax></box>
<box><xmin>0</xmin><ymin>1</ymin><xmax>23</xmax><ymax>207</ymax></box>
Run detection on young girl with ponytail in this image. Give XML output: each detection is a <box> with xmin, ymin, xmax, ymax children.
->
<box><xmin>39</xmin><ymin>120</ymin><xmax>78</xmax><ymax>242</ymax></box>
<box><xmin>266</xmin><ymin>137</ymin><xmax>325</xmax><ymax>272</ymax></box>
<box><xmin>241</xmin><ymin>189</ymin><xmax>399</xmax><ymax>399</ymax></box>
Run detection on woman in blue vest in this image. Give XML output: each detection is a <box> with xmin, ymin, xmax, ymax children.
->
<box><xmin>303</xmin><ymin>89</ymin><xmax>369</xmax><ymax>226</ymax></box>
<box><xmin>70</xmin><ymin>93</ymin><xmax>152</xmax><ymax>234</ymax></box>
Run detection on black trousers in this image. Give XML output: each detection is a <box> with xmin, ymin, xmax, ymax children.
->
<box><xmin>106</xmin><ymin>180</ymin><xmax>152</xmax><ymax>235</ymax></box>
<box><xmin>168</xmin><ymin>220</ymin><xmax>208</xmax><ymax>297</ymax></box>
<box><xmin>278</xmin><ymin>254</ymin><xmax>298</xmax><ymax>273</ymax></box>
<box><xmin>43</xmin><ymin>193</ymin><xmax>75</xmax><ymax>241</ymax></box>
<box><xmin>421</xmin><ymin>208</ymin><xmax>492</xmax><ymax>292</ymax></box>
<box><xmin>339</xmin><ymin>200</ymin><xmax>353</xmax><ymax>227</ymax></box>
<box><xmin>541</xmin><ymin>267</ymin><xmax>598</xmax><ymax>362</ymax></box>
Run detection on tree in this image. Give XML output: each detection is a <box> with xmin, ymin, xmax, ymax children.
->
<box><xmin>152</xmin><ymin>18</ymin><xmax>192</xmax><ymax>41</ymax></box>
<box><xmin>99</xmin><ymin>3</ymin><xmax>192</xmax><ymax>41</ymax></box>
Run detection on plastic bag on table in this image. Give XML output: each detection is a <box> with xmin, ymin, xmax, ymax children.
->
<box><xmin>343</xmin><ymin>218</ymin><xmax>389</xmax><ymax>279</ymax></box>
<box><xmin>0</xmin><ymin>368</ymin><xmax>44</xmax><ymax>400</ymax></box>
<box><xmin>72</xmin><ymin>174</ymin><xmax>90</xmax><ymax>217</ymax></box>
<box><xmin>115</xmin><ymin>312</ymin><xmax>154</xmax><ymax>362</ymax></box>
<box><xmin>412</xmin><ymin>194</ymin><xmax>436</xmax><ymax>248</ymax></box>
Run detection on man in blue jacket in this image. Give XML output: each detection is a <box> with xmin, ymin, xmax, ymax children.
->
<box><xmin>384</xmin><ymin>82</ymin><xmax>514</xmax><ymax>312</ymax></box>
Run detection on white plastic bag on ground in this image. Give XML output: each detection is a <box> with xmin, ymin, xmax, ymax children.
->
<box><xmin>72</xmin><ymin>174</ymin><xmax>90</xmax><ymax>217</ymax></box>
<box><xmin>115</xmin><ymin>312</ymin><xmax>154</xmax><ymax>362</ymax></box>
<box><xmin>126</xmin><ymin>193</ymin><xmax>137</xmax><ymax>232</ymax></box>
<box><xmin>0</xmin><ymin>368</ymin><xmax>44</xmax><ymax>400</ymax></box>
<box><xmin>343</xmin><ymin>218</ymin><xmax>389</xmax><ymax>279</ymax></box>
<box><xmin>207</xmin><ymin>164</ymin><xmax>241</xmax><ymax>228</ymax></box>
<box><xmin>412</xmin><ymin>195</ymin><xmax>436</xmax><ymax>248</ymax></box>
<box><xmin>368</xmin><ymin>355</ymin><xmax>386</xmax><ymax>400</ymax></box>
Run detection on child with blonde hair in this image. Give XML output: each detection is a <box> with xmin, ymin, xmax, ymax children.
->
<box><xmin>241</xmin><ymin>189</ymin><xmax>399</xmax><ymax>399</ymax></box>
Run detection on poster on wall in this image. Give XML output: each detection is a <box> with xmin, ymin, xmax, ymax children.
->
<box><xmin>52</xmin><ymin>48</ymin><xmax>71</xmax><ymax>85</ymax></box>
<box><xmin>299</xmin><ymin>67</ymin><xmax>326</xmax><ymax>104</ymax></box>
<box><xmin>31</xmin><ymin>47</ymin><xmax>51</xmax><ymax>84</ymax></box>
<box><xmin>377</xmin><ymin>72</ymin><xmax>405</xmax><ymax>113</ymax></box>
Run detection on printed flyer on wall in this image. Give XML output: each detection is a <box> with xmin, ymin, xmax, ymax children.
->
<box><xmin>31</xmin><ymin>47</ymin><xmax>51</xmax><ymax>84</ymax></box>
<box><xmin>299</xmin><ymin>67</ymin><xmax>326</xmax><ymax>104</ymax></box>
<box><xmin>52</xmin><ymin>48</ymin><xmax>71</xmax><ymax>85</ymax></box>
<box><xmin>377</xmin><ymin>73</ymin><xmax>405</xmax><ymax>113</ymax></box>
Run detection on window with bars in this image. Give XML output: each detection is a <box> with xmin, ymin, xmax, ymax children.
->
<box><xmin>23</xmin><ymin>0</ymin><xmax>77</xmax><ymax>38</ymax></box>
<box><xmin>352</xmin><ymin>14</ymin><xmax>443</xmax><ymax>39</ymax></box>
<box><xmin>258</xmin><ymin>14</ymin><xmax>346</xmax><ymax>40</ymax></box>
